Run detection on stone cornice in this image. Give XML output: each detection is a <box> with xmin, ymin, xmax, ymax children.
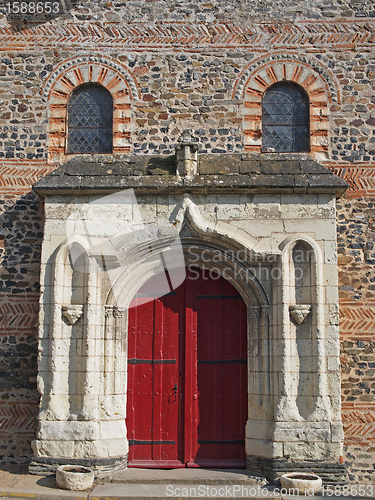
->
<box><xmin>32</xmin><ymin>153</ymin><xmax>348</xmax><ymax>196</ymax></box>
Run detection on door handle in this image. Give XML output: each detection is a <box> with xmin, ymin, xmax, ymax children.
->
<box><xmin>173</xmin><ymin>383</ymin><xmax>178</xmax><ymax>396</ymax></box>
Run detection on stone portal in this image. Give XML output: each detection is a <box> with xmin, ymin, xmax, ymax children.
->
<box><xmin>30</xmin><ymin>149</ymin><xmax>347</xmax><ymax>481</ymax></box>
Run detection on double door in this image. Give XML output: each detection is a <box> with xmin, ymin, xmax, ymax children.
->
<box><xmin>126</xmin><ymin>268</ymin><xmax>247</xmax><ymax>467</ymax></box>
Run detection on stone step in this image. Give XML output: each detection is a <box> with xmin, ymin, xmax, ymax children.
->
<box><xmin>99</xmin><ymin>468</ymin><xmax>267</xmax><ymax>485</ymax></box>
<box><xmin>91</xmin><ymin>483</ymin><xmax>354</xmax><ymax>500</ymax></box>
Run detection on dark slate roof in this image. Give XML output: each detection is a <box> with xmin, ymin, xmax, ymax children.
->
<box><xmin>33</xmin><ymin>153</ymin><xmax>348</xmax><ymax>196</ymax></box>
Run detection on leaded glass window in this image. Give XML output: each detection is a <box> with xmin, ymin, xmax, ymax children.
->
<box><xmin>67</xmin><ymin>84</ymin><xmax>113</xmax><ymax>154</ymax></box>
<box><xmin>262</xmin><ymin>82</ymin><xmax>310</xmax><ymax>153</ymax></box>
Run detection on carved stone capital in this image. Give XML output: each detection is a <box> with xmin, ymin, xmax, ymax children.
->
<box><xmin>113</xmin><ymin>307</ymin><xmax>125</xmax><ymax>318</ymax></box>
<box><xmin>62</xmin><ymin>305</ymin><xmax>83</xmax><ymax>325</ymax></box>
<box><xmin>105</xmin><ymin>305</ymin><xmax>114</xmax><ymax>318</ymax></box>
<box><xmin>261</xmin><ymin>306</ymin><xmax>269</xmax><ymax>317</ymax></box>
<box><xmin>289</xmin><ymin>304</ymin><xmax>311</xmax><ymax>325</ymax></box>
<box><xmin>250</xmin><ymin>306</ymin><xmax>261</xmax><ymax>318</ymax></box>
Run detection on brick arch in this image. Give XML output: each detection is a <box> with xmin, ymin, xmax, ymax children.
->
<box><xmin>44</xmin><ymin>58</ymin><xmax>139</xmax><ymax>162</ymax></box>
<box><xmin>239</xmin><ymin>59</ymin><xmax>336</xmax><ymax>160</ymax></box>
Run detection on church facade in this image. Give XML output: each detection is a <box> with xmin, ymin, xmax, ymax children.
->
<box><xmin>0</xmin><ymin>0</ymin><xmax>374</xmax><ymax>484</ymax></box>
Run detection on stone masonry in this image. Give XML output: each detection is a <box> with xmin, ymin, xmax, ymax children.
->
<box><xmin>0</xmin><ymin>0</ymin><xmax>374</xmax><ymax>484</ymax></box>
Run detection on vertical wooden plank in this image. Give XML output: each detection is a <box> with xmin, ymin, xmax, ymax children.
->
<box><xmin>152</xmin><ymin>294</ymin><xmax>163</xmax><ymax>461</ymax></box>
<box><xmin>184</xmin><ymin>268</ymin><xmax>198</xmax><ymax>465</ymax></box>
<box><xmin>195</xmin><ymin>269</ymin><xmax>247</xmax><ymax>467</ymax></box>
<box><xmin>126</xmin><ymin>271</ymin><xmax>185</xmax><ymax>467</ymax></box>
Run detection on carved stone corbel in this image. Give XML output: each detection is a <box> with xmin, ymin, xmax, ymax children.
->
<box><xmin>175</xmin><ymin>130</ymin><xmax>199</xmax><ymax>178</ymax></box>
<box><xmin>61</xmin><ymin>305</ymin><xmax>83</xmax><ymax>324</ymax></box>
<box><xmin>289</xmin><ymin>304</ymin><xmax>311</xmax><ymax>325</ymax></box>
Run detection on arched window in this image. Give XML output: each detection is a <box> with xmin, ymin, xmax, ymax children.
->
<box><xmin>66</xmin><ymin>84</ymin><xmax>113</xmax><ymax>154</ymax></box>
<box><xmin>262</xmin><ymin>82</ymin><xmax>310</xmax><ymax>153</ymax></box>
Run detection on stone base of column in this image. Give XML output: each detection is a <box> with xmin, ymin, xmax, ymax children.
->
<box><xmin>29</xmin><ymin>455</ymin><xmax>128</xmax><ymax>477</ymax></box>
<box><xmin>246</xmin><ymin>455</ymin><xmax>347</xmax><ymax>484</ymax></box>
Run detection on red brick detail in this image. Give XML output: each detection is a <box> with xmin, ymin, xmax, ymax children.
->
<box><xmin>326</xmin><ymin>164</ymin><xmax>375</xmax><ymax>197</ymax></box>
<box><xmin>0</xmin><ymin>298</ymin><xmax>39</xmax><ymax>332</ymax></box>
<box><xmin>301</xmin><ymin>74</ymin><xmax>317</xmax><ymax>89</ymax></box>
<box><xmin>0</xmin><ymin>22</ymin><xmax>373</xmax><ymax>50</ymax></box>
<box><xmin>113</xmin><ymin>146</ymin><xmax>131</xmax><ymax>153</ymax></box>
<box><xmin>244</xmin><ymin>115</ymin><xmax>261</xmax><ymax>122</ymax></box>
<box><xmin>51</xmin><ymin>89</ymin><xmax>69</xmax><ymax>99</ymax></box>
<box><xmin>342</xmin><ymin>407</ymin><xmax>375</xmax><ymax>445</ymax></box>
<box><xmin>47</xmin><ymin>61</ymin><xmax>134</xmax><ymax>162</ymax></box>
<box><xmin>114</xmin><ymin>117</ymin><xmax>131</xmax><ymax>124</ymax></box>
<box><xmin>0</xmin><ymin>162</ymin><xmax>57</xmax><ymax>193</ymax></box>
<box><xmin>244</xmin><ymin>145</ymin><xmax>262</xmax><ymax>152</ymax></box>
<box><xmin>114</xmin><ymin>103</ymin><xmax>131</xmax><ymax>110</ymax></box>
<box><xmin>0</xmin><ymin>402</ymin><xmax>38</xmax><ymax>434</ymax></box>
<box><xmin>97</xmin><ymin>68</ymin><xmax>109</xmax><ymax>85</ymax></box>
<box><xmin>310</xmin><ymin>130</ymin><xmax>328</xmax><ymax>137</ymax></box>
<box><xmin>339</xmin><ymin>303</ymin><xmax>375</xmax><ymax>337</ymax></box>
<box><xmin>310</xmin><ymin>145</ymin><xmax>329</xmax><ymax>152</ymax></box>
<box><xmin>113</xmin><ymin>131</ymin><xmax>131</xmax><ymax>139</ymax></box>
<box><xmin>291</xmin><ymin>66</ymin><xmax>303</xmax><ymax>82</ymax></box>
<box><xmin>106</xmin><ymin>76</ymin><xmax>122</xmax><ymax>91</ymax></box>
<box><xmin>60</xmin><ymin>76</ymin><xmax>75</xmax><ymax>90</ymax></box>
<box><xmin>241</xmin><ymin>59</ymin><xmax>331</xmax><ymax>160</ymax></box>
<box><xmin>266</xmin><ymin>67</ymin><xmax>278</xmax><ymax>83</ymax></box>
<box><xmin>73</xmin><ymin>68</ymin><xmax>84</xmax><ymax>85</ymax></box>
<box><xmin>246</xmin><ymin>87</ymin><xmax>263</xmax><ymax>97</ymax></box>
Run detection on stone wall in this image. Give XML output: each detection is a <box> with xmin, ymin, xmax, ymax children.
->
<box><xmin>0</xmin><ymin>191</ymin><xmax>42</xmax><ymax>462</ymax></box>
<box><xmin>336</xmin><ymin>196</ymin><xmax>375</xmax><ymax>483</ymax></box>
<box><xmin>1</xmin><ymin>0</ymin><xmax>375</xmax><ymax>24</ymax></box>
<box><xmin>1</xmin><ymin>49</ymin><xmax>375</xmax><ymax>162</ymax></box>
<box><xmin>0</xmin><ymin>0</ymin><xmax>374</xmax><ymax>483</ymax></box>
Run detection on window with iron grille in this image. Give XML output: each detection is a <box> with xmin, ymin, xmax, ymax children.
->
<box><xmin>66</xmin><ymin>84</ymin><xmax>113</xmax><ymax>154</ymax></box>
<box><xmin>262</xmin><ymin>82</ymin><xmax>310</xmax><ymax>153</ymax></box>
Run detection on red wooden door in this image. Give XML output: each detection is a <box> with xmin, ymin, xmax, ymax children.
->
<box><xmin>191</xmin><ymin>268</ymin><xmax>248</xmax><ymax>467</ymax></box>
<box><xmin>126</xmin><ymin>268</ymin><xmax>247</xmax><ymax>468</ymax></box>
<box><xmin>126</xmin><ymin>272</ymin><xmax>185</xmax><ymax>467</ymax></box>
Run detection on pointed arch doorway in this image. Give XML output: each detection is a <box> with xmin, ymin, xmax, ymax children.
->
<box><xmin>126</xmin><ymin>267</ymin><xmax>248</xmax><ymax>468</ymax></box>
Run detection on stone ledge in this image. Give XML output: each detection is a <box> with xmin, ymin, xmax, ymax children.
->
<box><xmin>29</xmin><ymin>455</ymin><xmax>128</xmax><ymax>478</ymax></box>
<box><xmin>246</xmin><ymin>455</ymin><xmax>347</xmax><ymax>484</ymax></box>
<box><xmin>33</xmin><ymin>153</ymin><xmax>348</xmax><ymax>197</ymax></box>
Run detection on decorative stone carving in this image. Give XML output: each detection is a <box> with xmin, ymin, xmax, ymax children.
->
<box><xmin>250</xmin><ymin>305</ymin><xmax>261</xmax><ymax>318</ymax></box>
<box><xmin>289</xmin><ymin>304</ymin><xmax>311</xmax><ymax>325</ymax></box>
<box><xmin>105</xmin><ymin>305</ymin><xmax>114</xmax><ymax>318</ymax></box>
<box><xmin>261</xmin><ymin>305</ymin><xmax>269</xmax><ymax>317</ymax></box>
<box><xmin>62</xmin><ymin>305</ymin><xmax>84</xmax><ymax>325</ymax></box>
<box><xmin>175</xmin><ymin>130</ymin><xmax>199</xmax><ymax>178</ymax></box>
<box><xmin>329</xmin><ymin>304</ymin><xmax>339</xmax><ymax>326</ymax></box>
<box><xmin>113</xmin><ymin>307</ymin><xmax>125</xmax><ymax>318</ymax></box>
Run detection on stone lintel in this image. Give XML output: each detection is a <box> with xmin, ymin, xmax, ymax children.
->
<box><xmin>33</xmin><ymin>153</ymin><xmax>348</xmax><ymax>197</ymax></box>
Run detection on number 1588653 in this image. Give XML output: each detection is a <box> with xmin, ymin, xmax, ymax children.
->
<box><xmin>6</xmin><ymin>2</ymin><xmax>60</xmax><ymax>14</ymax></box>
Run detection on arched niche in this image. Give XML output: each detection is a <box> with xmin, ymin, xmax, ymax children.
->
<box><xmin>38</xmin><ymin>237</ymin><xmax>98</xmax><ymax>422</ymax></box>
<box><xmin>279</xmin><ymin>234</ymin><xmax>330</xmax><ymax>422</ymax></box>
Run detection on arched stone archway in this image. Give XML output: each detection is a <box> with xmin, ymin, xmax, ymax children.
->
<box><xmin>31</xmin><ymin>184</ymin><xmax>345</xmax><ymax>481</ymax></box>
<box><xmin>103</xmin><ymin>231</ymin><xmax>272</xmax><ymax>470</ymax></box>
